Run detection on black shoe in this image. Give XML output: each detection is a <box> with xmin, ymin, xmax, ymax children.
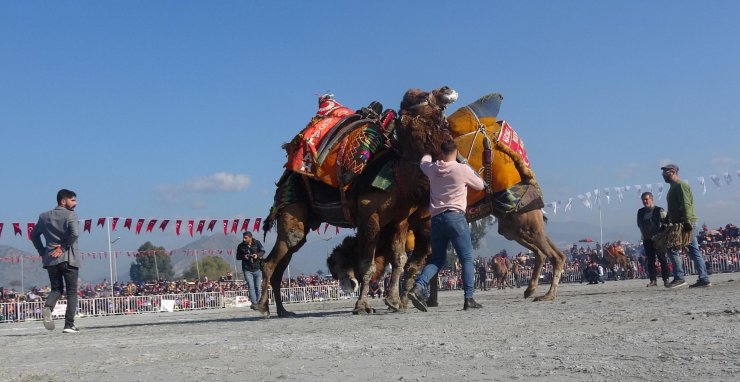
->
<box><xmin>62</xmin><ymin>325</ymin><xmax>79</xmax><ymax>334</ymax></box>
<box><xmin>408</xmin><ymin>285</ymin><xmax>427</xmax><ymax>312</ymax></box>
<box><xmin>463</xmin><ymin>298</ymin><xmax>482</xmax><ymax>310</ymax></box>
<box><xmin>688</xmin><ymin>279</ymin><xmax>712</xmax><ymax>288</ymax></box>
<box><xmin>667</xmin><ymin>278</ymin><xmax>687</xmax><ymax>289</ymax></box>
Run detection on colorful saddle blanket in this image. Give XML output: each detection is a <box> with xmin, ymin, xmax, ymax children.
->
<box><xmin>284</xmin><ymin>95</ymin><xmax>394</xmax><ymax>189</ymax></box>
<box><xmin>447</xmin><ymin>93</ymin><xmax>542</xmax><ymax>218</ymax></box>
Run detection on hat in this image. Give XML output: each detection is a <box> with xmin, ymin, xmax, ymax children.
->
<box><xmin>660</xmin><ymin>164</ymin><xmax>679</xmax><ymax>172</ymax></box>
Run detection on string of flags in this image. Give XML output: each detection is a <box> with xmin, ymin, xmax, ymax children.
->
<box><xmin>0</xmin><ymin>217</ymin><xmax>342</xmax><ymax>240</ymax></box>
<box><xmin>0</xmin><ymin>248</ymin><xmax>240</xmax><ymax>264</ymax></box>
<box><xmin>2</xmin><ymin>171</ymin><xmax>737</xmax><ymax>240</ymax></box>
<box><xmin>542</xmin><ymin>170</ymin><xmax>739</xmax><ymax>215</ymax></box>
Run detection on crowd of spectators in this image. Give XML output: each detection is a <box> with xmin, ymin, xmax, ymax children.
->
<box><xmin>1</xmin><ymin>272</ymin><xmax>338</xmax><ymax>305</ymax></box>
<box><xmin>3</xmin><ymin>223</ymin><xmax>739</xmax><ymax>305</ymax></box>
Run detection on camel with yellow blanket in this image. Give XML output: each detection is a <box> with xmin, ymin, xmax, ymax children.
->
<box><xmin>446</xmin><ymin>93</ymin><xmax>567</xmax><ymax>301</ymax></box>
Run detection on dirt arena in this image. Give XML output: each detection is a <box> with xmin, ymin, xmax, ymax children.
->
<box><xmin>2</xmin><ymin>272</ymin><xmax>738</xmax><ymax>382</ymax></box>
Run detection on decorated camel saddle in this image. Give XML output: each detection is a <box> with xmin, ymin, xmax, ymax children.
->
<box><xmin>446</xmin><ymin>93</ymin><xmax>544</xmax><ymax>220</ymax></box>
<box><xmin>283</xmin><ymin>94</ymin><xmax>396</xmax><ymax>190</ymax></box>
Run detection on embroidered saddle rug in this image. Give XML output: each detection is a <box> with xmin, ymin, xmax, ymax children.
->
<box><xmin>283</xmin><ymin>94</ymin><xmax>394</xmax><ymax>189</ymax></box>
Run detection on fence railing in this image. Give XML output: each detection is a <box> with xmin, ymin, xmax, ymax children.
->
<box><xmin>0</xmin><ymin>285</ymin><xmax>359</xmax><ymax>324</ymax></box>
<box><xmin>2</xmin><ymin>253</ymin><xmax>737</xmax><ymax>324</ymax></box>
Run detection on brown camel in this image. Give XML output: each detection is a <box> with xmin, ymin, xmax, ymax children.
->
<box><xmin>253</xmin><ymin>87</ymin><xmax>456</xmax><ymax>318</ymax></box>
<box><xmin>492</xmin><ymin>254</ymin><xmax>512</xmax><ymax>289</ymax></box>
<box><xmin>603</xmin><ymin>242</ymin><xmax>633</xmax><ymax>278</ymax></box>
<box><xmin>329</xmin><ymin>92</ymin><xmax>569</xmax><ymax>305</ymax></box>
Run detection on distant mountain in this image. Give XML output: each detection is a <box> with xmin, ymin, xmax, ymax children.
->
<box><xmin>169</xmin><ymin>234</ymin><xmax>242</xmax><ymax>277</ymax></box>
<box><xmin>0</xmin><ymin>245</ymin><xmax>49</xmax><ymax>290</ymax></box>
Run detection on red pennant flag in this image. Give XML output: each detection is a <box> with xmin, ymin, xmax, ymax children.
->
<box><xmin>0</xmin><ymin>222</ymin><xmax>3</xmax><ymax>238</ymax></box>
<box><xmin>223</xmin><ymin>220</ymin><xmax>229</xmax><ymax>235</ymax></box>
<box><xmin>124</xmin><ymin>218</ymin><xmax>132</xmax><ymax>230</ymax></box>
<box><xmin>175</xmin><ymin>220</ymin><xmax>182</xmax><ymax>235</ymax></box>
<box><xmin>159</xmin><ymin>219</ymin><xmax>170</xmax><ymax>231</ymax></box>
<box><xmin>135</xmin><ymin>219</ymin><xmax>145</xmax><ymax>234</ymax></box>
<box><xmin>231</xmin><ymin>219</ymin><xmax>239</xmax><ymax>234</ymax></box>
<box><xmin>207</xmin><ymin>219</ymin><xmax>217</xmax><ymax>232</ymax></box>
<box><xmin>188</xmin><ymin>220</ymin><xmax>194</xmax><ymax>237</ymax></box>
<box><xmin>13</xmin><ymin>223</ymin><xmax>22</xmax><ymax>236</ymax></box>
<box><xmin>323</xmin><ymin>223</ymin><xmax>329</xmax><ymax>234</ymax></box>
<box><xmin>336</xmin><ymin>225</ymin><xmax>340</xmax><ymax>235</ymax></box>
<box><xmin>84</xmin><ymin>219</ymin><xmax>92</xmax><ymax>233</ymax></box>
<box><xmin>241</xmin><ymin>219</ymin><xmax>251</xmax><ymax>232</ymax></box>
<box><xmin>112</xmin><ymin>217</ymin><xmax>119</xmax><ymax>231</ymax></box>
<box><xmin>27</xmin><ymin>223</ymin><xmax>36</xmax><ymax>240</ymax></box>
<box><xmin>97</xmin><ymin>218</ymin><xmax>106</xmax><ymax>227</ymax></box>
<box><xmin>196</xmin><ymin>220</ymin><xmax>205</xmax><ymax>234</ymax></box>
<box><xmin>146</xmin><ymin>219</ymin><xmax>157</xmax><ymax>233</ymax></box>
<box><xmin>253</xmin><ymin>217</ymin><xmax>262</xmax><ymax>232</ymax></box>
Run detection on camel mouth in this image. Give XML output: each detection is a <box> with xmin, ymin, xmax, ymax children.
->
<box><xmin>441</xmin><ymin>89</ymin><xmax>459</xmax><ymax>105</ymax></box>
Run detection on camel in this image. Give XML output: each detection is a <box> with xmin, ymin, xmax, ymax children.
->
<box><xmin>328</xmin><ymin>92</ymin><xmax>569</xmax><ymax>304</ymax></box>
<box><xmin>491</xmin><ymin>254</ymin><xmax>512</xmax><ymax>289</ymax></box>
<box><xmin>254</xmin><ymin>87</ymin><xmax>456</xmax><ymax>318</ymax></box>
<box><xmin>445</xmin><ymin>92</ymin><xmax>567</xmax><ymax>301</ymax></box>
<box><xmin>603</xmin><ymin>242</ymin><xmax>633</xmax><ymax>279</ymax></box>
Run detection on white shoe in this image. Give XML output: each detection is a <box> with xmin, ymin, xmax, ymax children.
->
<box><xmin>62</xmin><ymin>326</ymin><xmax>79</xmax><ymax>333</ymax></box>
<box><xmin>42</xmin><ymin>307</ymin><xmax>54</xmax><ymax>331</ymax></box>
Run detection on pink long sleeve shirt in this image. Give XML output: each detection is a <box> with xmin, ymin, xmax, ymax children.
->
<box><xmin>420</xmin><ymin>154</ymin><xmax>485</xmax><ymax>217</ymax></box>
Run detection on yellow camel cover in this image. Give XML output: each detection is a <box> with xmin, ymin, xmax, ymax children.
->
<box><xmin>447</xmin><ymin>93</ymin><xmax>533</xmax><ymax>207</ymax></box>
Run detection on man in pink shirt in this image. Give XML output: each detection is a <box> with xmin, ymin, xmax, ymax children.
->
<box><xmin>408</xmin><ymin>140</ymin><xmax>485</xmax><ymax>311</ymax></box>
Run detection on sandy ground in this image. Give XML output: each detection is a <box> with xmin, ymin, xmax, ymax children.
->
<box><xmin>2</xmin><ymin>273</ymin><xmax>738</xmax><ymax>382</ymax></box>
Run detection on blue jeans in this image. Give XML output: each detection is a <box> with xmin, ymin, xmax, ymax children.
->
<box><xmin>415</xmin><ymin>210</ymin><xmax>475</xmax><ymax>298</ymax></box>
<box><xmin>45</xmin><ymin>262</ymin><xmax>79</xmax><ymax>328</ymax></box>
<box><xmin>243</xmin><ymin>269</ymin><xmax>262</xmax><ymax>303</ymax></box>
<box><xmin>667</xmin><ymin>226</ymin><xmax>710</xmax><ymax>283</ymax></box>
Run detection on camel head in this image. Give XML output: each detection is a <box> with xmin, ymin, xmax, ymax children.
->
<box><xmin>326</xmin><ymin>236</ymin><xmax>360</xmax><ymax>293</ymax></box>
<box><xmin>395</xmin><ymin>86</ymin><xmax>458</xmax><ymax>160</ymax></box>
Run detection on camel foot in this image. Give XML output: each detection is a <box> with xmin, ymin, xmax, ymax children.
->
<box><xmin>523</xmin><ymin>288</ymin><xmax>536</xmax><ymax>299</ymax></box>
<box><xmin>276</xmin><ymin>309</ymin><xmax>298</xmax><ymax>318</ymax></box>
<box><xmin>383</xmin><ymin>298</ymin><xmax>400</xmax><ymax>312</ymax></box>
<box><xmin>352</xmin><ymin>307</ymin><xmax>376</xmax><ymax>315</ymax></box>
<box><xmin>251</xmin><ymin>304</ymin><xmax>270</xmax><ymax>319</ymax></box>
<box><xmin>532</xmin><ymin>294</ymin><xmax>556</xmax><ymax>302</ymax></box>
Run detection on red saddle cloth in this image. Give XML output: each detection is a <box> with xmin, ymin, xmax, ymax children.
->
<box><xmin>286</xmin><ymin>95</ymin><xmax>353</xmax><ymax>175</ymax></box>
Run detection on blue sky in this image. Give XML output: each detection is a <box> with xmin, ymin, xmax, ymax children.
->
<box><xmin>1</xmin><ymin>2</ymin><xmax>739</xmax><ymax>279</ymax></box>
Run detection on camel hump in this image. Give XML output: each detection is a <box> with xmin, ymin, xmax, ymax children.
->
<box><xmin>467</xmin><ymin>93</ymin><xmax>503</xmax><ymax>119</ymax></box>
<box><xmin>284</xmin><ymin>94</ymin><xmax>394</xmax><ymax>189</ymax></box>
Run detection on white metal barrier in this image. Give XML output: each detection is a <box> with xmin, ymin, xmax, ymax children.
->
<box><xmin>1</xmin><ymin>285</ymin><xmax>358</xmax><ymax>324</ymax></box>
<box><xmin>2</xmin><ymin>253</ymin><xmax>737</xmax><ymax>324</ymax></box>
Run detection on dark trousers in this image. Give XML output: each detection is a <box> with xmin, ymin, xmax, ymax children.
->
<box><xmin>643</xmin><ymin>239</ymin><xmax>670</xmax><ymax>282</ymax></box>
<box><xmin>45</xmin><ymin>262</ymin><xmax>79</xmax><ymax>328</ymax></box>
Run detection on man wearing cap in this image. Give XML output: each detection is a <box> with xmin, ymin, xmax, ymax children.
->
<box><xmin>661</xmin><ymin>164</ymin><xmax>712</xmax><ymax>288</ymax></box>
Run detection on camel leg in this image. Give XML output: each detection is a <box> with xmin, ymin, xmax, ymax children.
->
<box><xmin>402</xmin><ymin>215</ymin><xmax>431</xmax><ymax>309</ymax></box>
<box><xmin>252</xmin><ymin>204</ymin><xmax>308</xmax><ymax>318</ymax></box>
<box><xmin>384</xmin><ymin>223</ymin><xmax>409</xmax><ymax>312</ymax></box>
<box><xmin>352</xmin><ymin>214</ymin><xmax>381</xmax><ymax>315</ymax></box>
<box><xmin>533</xmin><ymin>237</ymin><xmax>566</xmax><ymax>301</ymax></box>
<box><xmin>353</xmin><ymin>259</ymin><xmax>377</xmax><ymax>314</ymax></box>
